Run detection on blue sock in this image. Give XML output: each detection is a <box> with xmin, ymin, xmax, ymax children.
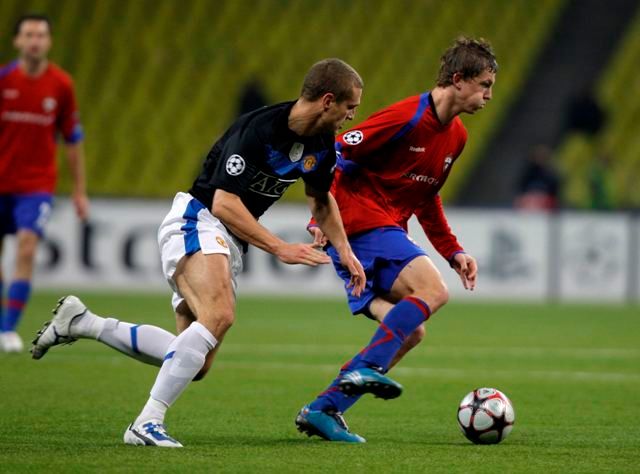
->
<box><xmin>1</xmin><ymin>280</ymin><xmax>31</xmax><ymax>332</ymax></box>
<box><xmin>355</xmin><ymin>296</ymin><xmax>430</xmax><ymax>371</ymax></box>
<box><xmin>309</xmin><ymin>297</ymin><xmax>431</xmax><ymax>413</ymax></box>
<box><xmin>309</xmin><ymin>356</ymin><xmax>364</xmax><ymax>413</ymax></box>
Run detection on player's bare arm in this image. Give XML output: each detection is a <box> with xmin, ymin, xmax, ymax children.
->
<box><xmin>305</xmin><ymin>184</ymin><xmax>366</xmax><ymax>296</ymax></box>
<box><xmin>65</xmin><ymin>142</ymin><xmax>89</xmax><ymax>220</ymax></box>
<box><xmin>212</xmin><ymin>189</ymin><xmax>330</xmax><ymax>266</ymax></box>
<box><xmin>451</xmin><ymin>252</ymin><xmax>478</xmax><ymax>290</ymax></box>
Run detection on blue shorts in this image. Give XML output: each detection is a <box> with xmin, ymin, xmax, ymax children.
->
<box><xmin>0</xmin><ymin>193</ymin><xmax>53</xmax><ymax>237</ymax></box>
<box><xmin>327</xmin><ymin>226</ymin><xmax>427</xmax><ymax>316</ymax></box>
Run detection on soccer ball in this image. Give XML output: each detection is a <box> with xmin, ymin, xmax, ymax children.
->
<box><xmin>457</xmin><ymin>387</ymin><xmax>515</xmax><ymax>444</ymax></box>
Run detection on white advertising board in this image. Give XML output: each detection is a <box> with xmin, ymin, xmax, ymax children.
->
<box><xmin>409</xmin><ymin>210</ymin><xmax>551</xmax><ymax>300</ymax></box>
<box><xmin>558</xmin><ymin>213</ymin><xmax>631</xmax><ymax>301</ymax></box>
<box><xmin>2</xmin><ymin>199</ymin><xmax>637</xmax><ymax>302</ymax></box>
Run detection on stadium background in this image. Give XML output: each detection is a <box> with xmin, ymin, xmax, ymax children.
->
<box><xmin>1</xmin><ymin>0</ymin><xmax>639</xmax><ymax>302</ymax></box>
<box><xmin>1</xmin><ymin>1</ymin><xmax>639</xmax><ymax>472</ymax></box>
<box><xmin>2</xmin><ymin>0</ymin><xmax>638</xmax><ymax>208</ymax></box>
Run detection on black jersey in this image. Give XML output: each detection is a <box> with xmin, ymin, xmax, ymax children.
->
<box><xmin>189</xmin><ymin>101</ymin><xmax>336</xmax><ymax>220</ymax></box>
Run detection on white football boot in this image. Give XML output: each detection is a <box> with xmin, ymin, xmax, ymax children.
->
<box><xmin>31</xmin><ymin>296</ymin><xmax>87</xmax><ymax>360</ymax></box>
<box><xmin>124</xmin><ymin>420</ymin><xmax>183</xmax><ymax>448</ymax></box>
<box><xmin>0</xmin><ymin>331</ymin><xmax>24</xmax><ymax>353</ymax></box>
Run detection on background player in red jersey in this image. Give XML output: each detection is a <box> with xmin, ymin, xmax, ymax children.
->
<box><xmin>0</xmin><ymin>14</ymin><xmax>88</xmax><ymax>352</ymax></box>
<box><xmin>296</xmin><ymin>37</ymin><xmax>496</xmax><ymax>442</ymax></box>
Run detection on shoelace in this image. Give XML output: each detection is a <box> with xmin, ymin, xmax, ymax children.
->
<box><xmin>330</xmin><ymin>412</ymin><xmax>350</xmax><ymax>431</ymax></box>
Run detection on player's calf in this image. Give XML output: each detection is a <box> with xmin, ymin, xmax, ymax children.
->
<box><xmin>388</xmin><ymin>324</ymin><xmax>426</xmax><ymax>369</ymax></box>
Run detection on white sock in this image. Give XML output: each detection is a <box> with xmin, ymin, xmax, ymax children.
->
<box><xmin>70</xmin><ymin>310</ymin><xmax>105</xmax><ymax>339</ymax></box>
<box><xmin>135</xmin><ymin>322</ymin><xmax>216</xmax><ymax>425</ymax></box>
<box><xmin>136</xmin><ymin>397</ymin><xmax>168</xmax><ymax>424</ymax></box>
<box><xmin>72</xmin><ymin>315</ymin><xmax>176</xmax><ymax>367</ymax></box>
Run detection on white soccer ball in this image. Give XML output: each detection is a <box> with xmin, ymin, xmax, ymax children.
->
<box><xmin>457</xmin><ymin>387</ymin><xmax>515</xmax><ymax>444</ymax></box>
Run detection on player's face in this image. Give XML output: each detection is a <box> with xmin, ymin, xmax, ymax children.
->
<box><xmin>324</xmin><ymin>86</ymin><xmax>362</xmax><ymax>133</ymax></box>
<box><xmin>14</xmin><ymin>20</ymin><xmax>52</xmax><ymax>62</ymax></box>
<box><xmin>458</xmin><ymin>69</ymin><xmax>495</xmax><ymax>114</ymax></box>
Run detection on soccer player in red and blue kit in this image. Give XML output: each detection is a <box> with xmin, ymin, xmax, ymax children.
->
<box><xmin>296</xmin><ymin>37</ymin><xmax>497</xmax><ymax>442</ymax></box>
<box><xmin>0</xmin><ymin>14</ymin><xmax>88</xmax><ymax>352</ymax></box>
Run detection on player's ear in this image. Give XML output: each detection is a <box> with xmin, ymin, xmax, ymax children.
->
<box><xmin>452</xmin><ymin>72</ymin><xmax>464</xmax><ymax>90</ymax></box>
<box><xmin>321</xmin><ymin>92</ymin><xmax>336</xmax><ymax>111</ymax></box>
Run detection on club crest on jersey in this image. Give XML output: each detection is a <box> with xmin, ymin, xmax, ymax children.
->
<box><xmin>226</xmin><ymin>154</ymin><xmax>245</xmax><ymax>176</ymax></box>
<box><xmin>289</xmin><ymin>142</ymin><xmax>304</xmax><ymax>162</ymax></box>
<box><xmin>343</xmin><ymin>130</ymin><xmax>363</xmax><ymax>145</ymax></box>
<box><xmin>216</xmin><ymin>236</ymin><xmax>228</xmax><ymax>248</ymax></box>
<box><xmin>443</xmin><ymin>156</ymin><xmax>453</xmax><ymax>172</ymax></box>
<box><xmin>302</xmin><ymin>155</ymin><xmax>317</xmax><ymax>171</ymax></box>
<box><xmin>42</xmin><ymin>97</ymin><xmax>57</xmax><ymax>112</ymax></box>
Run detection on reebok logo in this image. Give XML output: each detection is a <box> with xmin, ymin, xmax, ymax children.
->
<box><xmin>409</xmin><ymin>146</ymin><xmax>425</xmax><ymax>153</ymax></box>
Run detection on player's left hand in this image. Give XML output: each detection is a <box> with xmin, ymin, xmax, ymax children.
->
<box><xmin>73</xmin><ymin>192</ymin><xmax>90</xmax><ymax>221</ymax></box>
<box><xmin>452</xmin><ymin>253</ymin><xmax>477</xmax><ymax>290</ymax></box>
<box><xmin>337</xmin><ymin>247</ymin><xmax>366</xmax><ymax>297</ymax></box>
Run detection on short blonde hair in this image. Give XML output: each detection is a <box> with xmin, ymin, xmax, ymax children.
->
<box><xmin>301</xmin><ymin>58</ymin><xmax>363</xmax><ymax>102</ymax></box>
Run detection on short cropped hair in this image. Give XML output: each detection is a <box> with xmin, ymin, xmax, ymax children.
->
<box><xmin>437</xmin><ymin>37</ymin><xmax>498</xmax><ymax>87</ymax></box>
<box><xmin>13</xmin><ymin>14</ymin><xmax>52</xmax><ymax>37</ymax></box>
<box><xmin>301</xmin><ymin>58</ymin><xmax>363</xmax><ymax>103</ymax></box>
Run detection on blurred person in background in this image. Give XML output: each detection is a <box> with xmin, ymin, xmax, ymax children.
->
<box><xmin>565</xmin><ymin>85</ymin><xmax>606</xmax><ymax>137</ymax></box>
<box><xmin>236</xmin><ymin>77</ymin><xmax>269</xmax><ymax>116</ymax></box>
<box><xmin>31</xmin><ymin>58</ymin><xmax>366</xmax><ymax>448</ymax></box>
<box><xmin>588</xmin><ymin>151</ymin><xmax>613</xmax><ymax>210</ymax></box>
<box><xmin>0</xmin><ymin>14</ymin><xmax>88</xmax><ymax>353</ymax></box>
<box><xmin>296</xmin><ymin>37</ymin><xmax>495</xmax><ymax>443</ymax></box>
<box><xmin>514</xmin><ymin>144</ymin><xmax>561</xmax><ymax>210</ymax></box>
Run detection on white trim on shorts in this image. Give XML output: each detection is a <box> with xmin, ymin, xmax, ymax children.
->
<box><xmin>158</xmin><ymin>192</ymin><xmax>244</xmax><ymax>311</ymax></box>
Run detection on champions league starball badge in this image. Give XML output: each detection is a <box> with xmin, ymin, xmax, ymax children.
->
<box><xmin>343</xmin><ymin>130</ymin><xmax>364</xmax><ymax>145</ymax></box>
<box><xmin>225</xmin><ymin>154</ymin><xmax>246</xmax><ymax>176</ymax></box>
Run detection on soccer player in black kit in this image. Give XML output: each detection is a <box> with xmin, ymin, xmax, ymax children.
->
<box><xmin>32</xmin><ymin>58</ymin><xmax>366</xmax><ymax>448</ymax></box>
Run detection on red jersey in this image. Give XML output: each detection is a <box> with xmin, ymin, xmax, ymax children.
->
<box><xmin>330</xmin><ymin>92</ymin><xmax>467</xmax><ymax>261</ymax></box>
<box><xmin>0</xmin><ymin>61</ymin><xmax>83</xmax><ymax>193</ymax></box>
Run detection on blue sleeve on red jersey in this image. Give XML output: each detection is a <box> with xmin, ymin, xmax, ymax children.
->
<box><xmin>388</xmin><ymin>92</ymin><xmax>431</xmax><ymax>142</ymax></box>
<box><xmin>0</xmin><ymin>61</ymin><xmax>18</xmax><ymax>80</ymax></box>
<box><xmin>336</xmin><ymin>94</ymin><xmax>428</xmax><ymax>167</ymax></box>
<box><xmin>334</xmin><ymin>142</ymin><xmax>362</xmax><ymax>176</ymax></box>
<box><xmin>64</xmin><ymin>123</ymin><xmax>84</xmax><ymax>144</ymax></box>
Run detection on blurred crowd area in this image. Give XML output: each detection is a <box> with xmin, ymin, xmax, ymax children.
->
<box><xmin>1</xmin><ymin>0</ymin><xmax>639</xmax><ymax>209</ymax></box>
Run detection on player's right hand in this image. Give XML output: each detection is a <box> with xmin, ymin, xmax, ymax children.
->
<box><xmin>73</xmin><ymin>192</ymin><xmax>90</xmax><ymax>221</ymax></box>
<box><xmin>307</xmin><ymin>225</ymin><xmax>328</xmax><ymax>248</ymax></box>
<box><xmin>275</xmin><ymin>242</ymin><xmax>331</xmax><ymax>266</ymax></box>
<box><xmin>336</xmin><ymin>247</ymin><xmax>366</xmax><ymax>297</ymax></box>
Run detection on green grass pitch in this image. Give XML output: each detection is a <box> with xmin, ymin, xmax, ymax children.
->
<box><xmin>1</xmin><ymin>292</ymin><xmax>638</xmax><ymax>473</ymax></box>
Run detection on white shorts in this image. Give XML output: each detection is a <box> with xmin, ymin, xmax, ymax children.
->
<box><xmin>158</xmin><ymin>192</ymin><xmax>244</xmax><ymax>311</ymax></box>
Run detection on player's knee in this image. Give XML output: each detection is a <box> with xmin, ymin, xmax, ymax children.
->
<box><xmin>198</xmin><ymin>308</ymin><xmax>234</xmax><ymax>337</ymax></box>
<box><xmin>216</xmin><ymin>310</ymin><xmax>235</xmax><ymax>333</ymax></box>
<box><xmin>436</xmin><ymin>283</ymin><xmax>450</xmax><ymax>308</ymax></box>
<box><xmin>16</xmin><ymin>243</ymin><xmax>38</xmax><ymax>261</ymax></box>
<box><xmin>417</xmin><ymin>281</ymin><xmax>449</xmax><ymax>313</ymax></box>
